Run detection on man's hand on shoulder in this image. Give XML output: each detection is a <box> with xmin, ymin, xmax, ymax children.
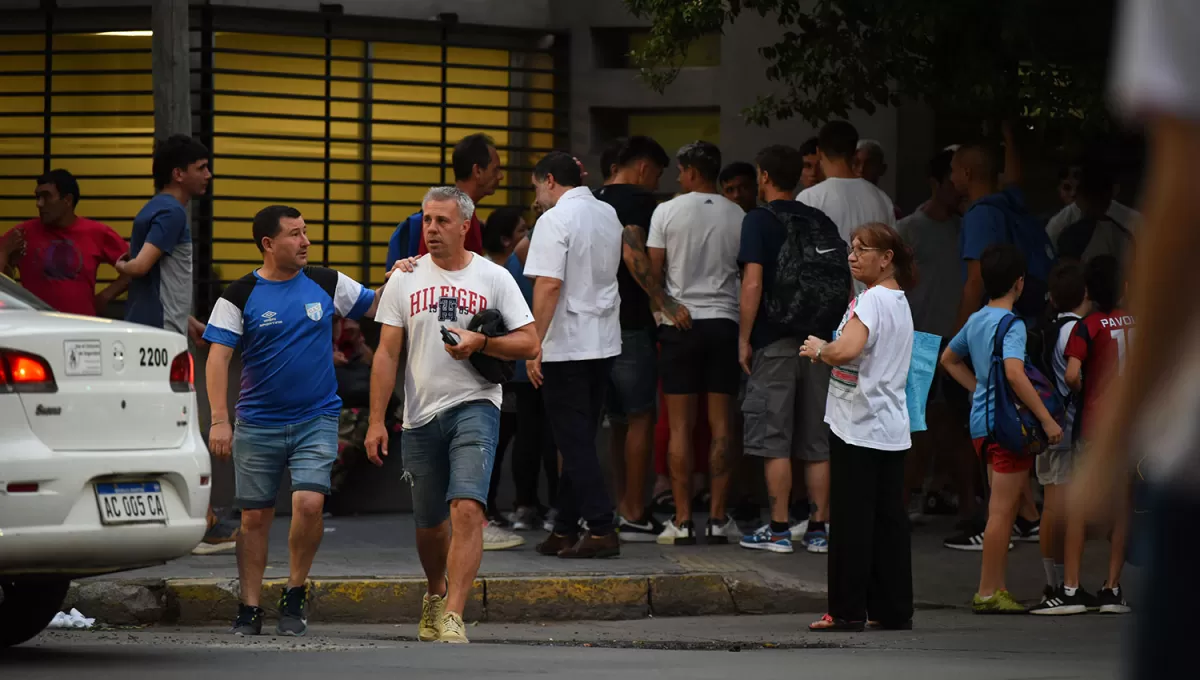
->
<box><xmin>387</xmin><ymin>257</ymin><xmax>420</xmax><ymax>278</ymax></box>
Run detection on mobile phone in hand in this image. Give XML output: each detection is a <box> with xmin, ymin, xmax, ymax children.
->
<box><xmin>440</xmin><ymin>326</ymin><xmax>460</xmax><ymax>346</ymax></box>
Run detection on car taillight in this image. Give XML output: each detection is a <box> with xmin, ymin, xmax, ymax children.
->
<box><xmin>169</xmin><ymin>350</ymin><xmax>194</xmax><ymax>393</ymax></box>
<box><xmin>0</xmin><ymin>349</ymin><xmax>56</xmax><ymax>394</ymax></box>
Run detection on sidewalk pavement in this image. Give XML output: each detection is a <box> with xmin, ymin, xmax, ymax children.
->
<box><xmin>68</xmin><ymin>515</ymin><xmax>1132</xmax><ymax>626</ymax></box>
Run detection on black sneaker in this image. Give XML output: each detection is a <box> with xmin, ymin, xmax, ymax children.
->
<box><xmin>616</xmin><ymin>513</ymin><xmax>663</xmax><ymax>543</ymax></box>
<box><xmin>1098</xmin><ymin>585</ymin><xmax>1131</xmax><ymax>614</ymax></box>
<box><xmin>231</xmin><ymin>603</ymin><xmax>264</xmax><ymax>636</ymax></box>
<box><xmin>1011</xmin><ymin>516</ymin><xmax>1041</xmax><ymax>542</ymax></box>
<box><xmin>1040</xmin><ymin>584</ymin><xmax>1056</xmax><ymax>603</ymax></box>
<box><xmin>1029</xmin><ymin>585</ymin><xmax>1088</xmax><ymax>616</ymax></box>
<box><xmin>1080</xmin><ymin>586</ymin><xmax>1101</xmax><ymax>612</ymax></box>
<box><xmin>650</xmin><ymin>490</ymin><xmax>675</xmax><ymax>515</ymax></box>
<box><xmin>943</xmin><ymin>530</ymin><xmax>1013</xmax><ymax>552</ymax></box>
<box><xmin>276</xmin><ymin>585</ymin><xmax>308</xmax><ymax>636</ymax></box>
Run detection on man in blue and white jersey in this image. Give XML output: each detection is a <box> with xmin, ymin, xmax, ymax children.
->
<box><xmin>203</xmin><ymin>204</ymin><xmax>384</xmax><ymax>637</ymax></box>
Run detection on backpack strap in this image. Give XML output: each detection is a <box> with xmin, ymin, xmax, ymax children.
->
<box><xmin>1048</xmin><ymin>314</ymin><xmax>1081</xmax><ymax>398</ymax></box>
<box><xmin>985</xmin><ymin>313</ymin><xmax>1018</xmax><ymax>442</ymax></box>
<box><xmin>992</xmin><ymin>313</ymin><xmax>1018</xmax><ymax>360</ymax></box>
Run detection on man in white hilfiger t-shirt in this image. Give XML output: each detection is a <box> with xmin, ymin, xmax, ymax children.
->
<box><xmin>365</xmin><ymin>186</ymin><xmax>538</xmax><ymax>645</ymax></box>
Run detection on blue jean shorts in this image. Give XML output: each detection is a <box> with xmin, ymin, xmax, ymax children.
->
<box><xmin>606</xmin><ymin>327</ymin><xmax>658</xmax><ymax>423</ymax></box>
<box><xmin>401</xmin><ymin>400</ymin><xmax>500</xmax><ymax>529</ymax></box>
<box><xmin>232</xmin><ymin>413</ymin><xmax>339</xmax><ymax>510</ymax></box>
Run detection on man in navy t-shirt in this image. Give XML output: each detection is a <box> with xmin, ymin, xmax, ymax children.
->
<box><xmin>203</xmin><ymin>205</ymin><xmax>382</xmax><ymax>638</ymax></box>
<box><xmin>737</xmin><ymin>144</ymin><xmax>837</xmax><ymax>555</ymax></box>
<box><xmin>119</xmin><ymin>134</ymin><xmax>210</xmax><ymax>336</ymax></box>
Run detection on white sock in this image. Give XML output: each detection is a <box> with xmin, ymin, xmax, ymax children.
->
<box><xmin>1042</xmin><ymin>558</ymin><xmax>1056</xmax><ymax>587</ymax></box>
<box><xmin>1064</xmin><ymin>585</ymin><xmax>1078</xmax><ymax>596</ymax></box>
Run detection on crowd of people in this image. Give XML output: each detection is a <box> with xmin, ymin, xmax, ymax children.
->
<box><xmin>0</xmin><ymin>116</ymin><xmax>1142</xmax><ymax>640</ymax></box>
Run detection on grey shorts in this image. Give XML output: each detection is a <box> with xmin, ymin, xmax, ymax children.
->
<box><xmin>741</xmin><ymin>337</ymin><xmax>831</xmax><ymax>462</ymax></box>
<box><xmin>1037</xmin><ymin>439</ymin><xmax>1080</xmax><ymax>486</ymax></box>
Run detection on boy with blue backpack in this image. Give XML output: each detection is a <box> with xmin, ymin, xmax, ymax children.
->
<box><xmin>941</xmin><ymin>244</ymin><xmax>1064</xmax><ymax>614</ymax></box>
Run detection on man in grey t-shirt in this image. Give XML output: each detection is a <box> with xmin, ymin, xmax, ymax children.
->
<box><xmin>896</xmin><ymin>148</ymin><xmax>973</xmax><ymax>524</ymax></box>
<box><xmin>897</xmin><ymin>148</ymin><xmax>962</xmax><ymax>340</ymax></box>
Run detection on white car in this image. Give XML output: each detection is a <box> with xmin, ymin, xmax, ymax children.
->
<box><xmin>0</xmin><ymin>275</ymin><xmax>210</xmax><ymax>647</ymax></box>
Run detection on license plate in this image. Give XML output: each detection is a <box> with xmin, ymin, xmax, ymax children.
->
<box><xmin>94</xmin><ymin>481</ymin><xmax>168</xmax><ymax>524</ymax></box>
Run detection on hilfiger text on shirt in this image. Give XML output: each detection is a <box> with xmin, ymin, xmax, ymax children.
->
<box><xmin>410</xmin><ymin>285</ymin><xmax>489</xmax><ymax>321</ymax></box>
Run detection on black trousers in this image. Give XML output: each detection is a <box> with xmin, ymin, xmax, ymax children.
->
<box><xmin>486</xmin><ymin>381</ymin><xmax>558</xmax><ymax>512</ymax></box>
<box><xmin>828</xmin><ymin>434</ymin><xmax>913</xmax><ymax>624</ymax></box>
<box><xmin>541</xmin><ymin>358</ymin><xmax>615</xmax><ymax>535</ymax></box>
<box><xmin>1133</xmin><ymin>487</ymin><xmax>1200</xmax><ymax>679</ymax></box>
<box><xmin>486</xmin><ymin>386</ymin><xmax>519</xmax><ymax>514</ymax></box>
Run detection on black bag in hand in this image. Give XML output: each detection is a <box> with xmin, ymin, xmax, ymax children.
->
<box><xmin>467</xmin><ymin>308</ymin><xmax>514</xmax><ymax>384</ymax></box>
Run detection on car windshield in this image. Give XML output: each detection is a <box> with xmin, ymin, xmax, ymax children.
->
<box><xmin>0</xmin><ymin>273</ymin><xmax>52</xmax><ymax>311</ymax></box>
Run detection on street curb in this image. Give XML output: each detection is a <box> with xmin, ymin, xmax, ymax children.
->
<box><xmin>66</xmin><ymin>573</ymin><xmax>954</xmax><ymax>625</ymax></box>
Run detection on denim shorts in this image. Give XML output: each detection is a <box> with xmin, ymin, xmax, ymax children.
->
<box><xmin>606</xmin><ymin>327</ymin><xmax>658</xmax><ymax>422</ymax></box>
<box><xmin>401</xmin><ymin>400</ymin><xmax>500</xmax><ymax>529</ymax></box>
<box><xmin>232</xmin><ymin>413</ymin><xmax>340</xmax><ymax>510</ymax></box>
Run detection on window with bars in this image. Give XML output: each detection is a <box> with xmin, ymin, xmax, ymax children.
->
<box><xmin>0</xmin><ymin>6</ymin><xmax>567</xmax><ymax>316</ymax></box>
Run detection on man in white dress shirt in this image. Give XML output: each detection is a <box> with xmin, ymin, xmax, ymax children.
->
<box><xmin>524</xmin><ymin>151</ymin><xmax>624</xmax><ymax>559</ymax></box>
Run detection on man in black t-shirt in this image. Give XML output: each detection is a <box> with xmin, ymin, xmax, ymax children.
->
<box><xmin>593</xmin><ymin>135</ymin><xmax>687</xmax><ymax>541</ymax></box>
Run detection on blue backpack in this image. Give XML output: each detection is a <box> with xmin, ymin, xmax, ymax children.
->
<box><xmin>985</xmin><ymin>314</ymin><xmax>1065</xmax><ymax>456</ymax></box>
<box><xmin>969</xmin><ymin>192</ymin><xmax>1057</xmax><ymax>321</ymax></box>
<box><xmin>386</xmin><ymin>211</ymin><xmax>424</xmax><ymax>270</ymax></box>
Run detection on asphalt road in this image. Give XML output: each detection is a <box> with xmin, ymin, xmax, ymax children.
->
<box><xmin>4</xmin><ymin>610</ymin><xmax>1125</xmax><ymax>680</ymax></box>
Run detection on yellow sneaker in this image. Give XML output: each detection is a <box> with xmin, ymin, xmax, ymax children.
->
<box><xmin>418</xmin><ymin>592</ymin><xmax>447</xmax><ymax>641</ymax></box>
<box><xmin>973</xmin><ymin>589</ymin><xmax>1027</xmax><ymax>614</ymax></box>
<box><xmin>438</xmin><ymin>611</ymin><xmax>469</xmax><ymax>644</ymax></box>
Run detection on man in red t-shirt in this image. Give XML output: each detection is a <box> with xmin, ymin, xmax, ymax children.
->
<box><xmin>0</xmin><ymin>169</ymin><xmax>129</xmax><ymax>316</ymax></box>
<box><xmin>415</xmin><ymin>133</ymin><xmax>503</xmax><ymax>257</ymax></box>
<box><xmin>1055</xmin><ymin>255</ymin><xmax>1134</xmax><ymax>615</ymax></box>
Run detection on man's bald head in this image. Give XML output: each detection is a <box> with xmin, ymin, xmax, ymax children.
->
<box><xmin>950</xmin><ymin>143</ymin><xmax>1000</xmax><ymax>198</ymax></box>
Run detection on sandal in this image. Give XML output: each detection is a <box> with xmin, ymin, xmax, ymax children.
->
<box><xmin>809</xmin><ymin>613</ymin><xmax>865</xmax><ymax>632</ymax></box>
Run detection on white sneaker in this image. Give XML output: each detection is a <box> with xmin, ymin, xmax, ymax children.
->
<box><xmin>705</xmin><ymin>515</ymin><xmax>740</xmax><ymax>544</ymax></box>
<box><xmin>438</xmin><ymin>611</ymin><xmax>469</xmax><ymax>644</ymax></box>
<box><xmin>542</xmin><ymin>508</ymin><xmax>559</xmax><ymax>533</ymax></box>
<box><xmin>482</xmin><ymin>521</ymin><xmax>525</xmax><ymax>551</ymax></box>
<box><xmin>418</xmin><ymin>592</ymin><xmax>446</xmax><ymax>642</ymax></box>
<box><xmin>656</xmin><ymin>518</ymin><xmax>696</xmax><ymax>545</ymax></box>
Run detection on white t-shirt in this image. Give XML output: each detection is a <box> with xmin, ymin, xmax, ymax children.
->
<box><xmin>825</xmin><ymin>285</ymin><xmax>913</xmax><ymax>451</ymax></box>
<box><xmin>523</xmin><ymin>186</ymin><xmax>623</xmax><ymax>362</ymax></box>
<box><xmin>797</xmin><ymin>177</ymin><xmax>896</xmax><ymax>245</ymax></box>
<box><xmin>1112</xmin><ymin>0</ymin><xmax>1200</xmax><ymax>489</ymax></box>
<box><xmin>646</xmin><ymin>192</ymin><xmax>743</xmax><ymax>324</ymax></box>
<box><xmin>1050</xmin><ymin>313</ymin><xmax>1081</xmax><ymax>451</ymax></box>
<box><xmin>375</xmin><ymin>253</ymin><xmax>534</xmax><ymax>429</ymax></box>
<box><xmin>1045</xmin><ymin>200</ymin><xmax>1141</xmax><ymax>246</ymax></box>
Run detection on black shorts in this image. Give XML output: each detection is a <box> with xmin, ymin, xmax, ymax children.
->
<box><xmin>933</xmin><ymin>335</ymin><xmax>971</xmax><ymax>418</ymax></box>
<box><xmin>658</xmin><ymin>318</ymin><xmax>740</xmax><ymax>396</ymax></box>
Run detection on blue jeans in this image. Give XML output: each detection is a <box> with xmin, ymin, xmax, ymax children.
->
<box><xmin>401</xmin><ymin>400</ymin><xmax>500</xmax><ymax>529</ymax></box>
<box><xmin>232</xmin><ymin>413</ymin><xmax>339</xmax><ymax>510</ymax></box>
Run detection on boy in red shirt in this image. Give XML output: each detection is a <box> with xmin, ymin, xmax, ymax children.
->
<box><xmin>0</xmin><ymin>169</ymin><xmax>128</xmax><ymax>315</ymax></box>
<box><xmin>1053</xmin><ymin>255</ymin><xmax>1133</xmax><ymax>615</ymax></box>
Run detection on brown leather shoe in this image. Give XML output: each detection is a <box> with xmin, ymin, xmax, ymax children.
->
<box><xmin>536</xmin><ymin>532</ymin><xmax>578</xmax><ymax>556</ymax></box>
<box><xmin>558</xmin><ymin>532</ymin><xmax>620</xmax><ymax>559</ymax></box>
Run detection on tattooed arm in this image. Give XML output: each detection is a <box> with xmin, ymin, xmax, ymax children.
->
<box><xmin>622</xmin><ymin>224</ymin><xmax>691</xmax><ymax>329</ymax></box>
